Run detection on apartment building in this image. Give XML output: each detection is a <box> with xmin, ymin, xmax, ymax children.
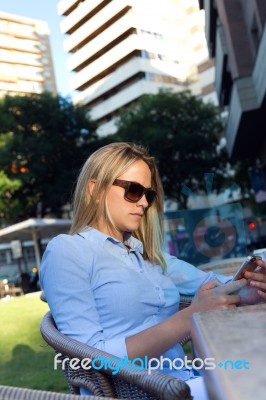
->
<box><xmin>0</xmin><ymin>12</ymin><xmax>57</xmax><ymax>96</ymax></box>
<box><xmin>199</xmin><ymin>0</ymin><xmax>266</xmax><ymax>164</ymax></box>
<box><xmin>58</xmin><ymin>0</ymin><xmax>217</xmax><ymax>135</ymax></box>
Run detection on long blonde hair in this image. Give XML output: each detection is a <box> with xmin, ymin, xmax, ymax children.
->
<box><xmin>70</xmin><ymin>142</ymin><xmax>166</xmax><ymax>268</ymax></box>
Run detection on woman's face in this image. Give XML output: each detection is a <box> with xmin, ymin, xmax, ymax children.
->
<box><xmin>99</xmin><ymin>160</ymin><xmax>152</xmax><ymax>241</ymax></box>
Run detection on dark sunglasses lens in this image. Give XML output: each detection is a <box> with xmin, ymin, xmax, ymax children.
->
<box><xmin>126</xmin><ymin>183</ymin><xmax>143</xmax><ymax>201</ymax></box>
<box><xmin>126</xmin><ymin>183</ymin><xmax>156</xmax><ymax>206</ymax></box>
<box><xmin>146</xmin><ymin>190</ymin><xmax>156</xmax><ymax>205</ymax></box>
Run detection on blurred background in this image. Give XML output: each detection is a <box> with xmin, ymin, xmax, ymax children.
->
<box><xmin>0</xmin><ymin>0</ymin><xmax>266</xmax><ymax>289</ymax></box>
<box><xmin>1</xmin><ymin>0</ymin><xmax>266</xmax><ymax>394</ymax></box>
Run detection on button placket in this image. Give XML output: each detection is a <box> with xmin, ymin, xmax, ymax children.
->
<box><xmin>154</xmin><ymin>285</ymin><xmax>165</xmax><ymax>309</ymax></box>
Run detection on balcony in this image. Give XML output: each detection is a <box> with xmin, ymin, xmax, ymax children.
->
<box><xmin>69</xmin><ymin>34</ymin><xmax>140</xmax><ymax>90</ymax></box>
<box><xmin>74</xmin><ymin>58</ymin><xmax>143</xmax><ymax>104</ymax></box>
<box><xmin>58</xmin><ymin>0</ymin><xmax>114</xmax><ymax>34</ymax></box>
<box><xmin>85</xmin><ymin>79</ymin><xmax>182</xmax><ymax>121</ymax></box>
<box><xmin>226</xmin><ymin>25</ymin><xmax>266</xmax><ymax>157</ymax></box>
<box><xmin>97</xmin><ymin>119</ymin><xmax>118</xmax><ymax>137</ymax></box>
<box><xmin>0</xmin><ymin>35</ymin><xmax>40</xmax><ymax>54</ymax></box>
<box><xmin>57</xmin><ymin>0</ymin><xmax>85</xmax><ymax>17</ymax></box>
<box><xmin>215</xmin><ymin>24</ymin><xmax>232</xmax><ymax>105</ymax></box>
<box><xmin>201</xmin><ymin>0</ymin><xmax>217</xmax><ymax>57</ymax></box>
<box><xmin>66</xmin><ymin>11</ymin><xmax>134</xmax><ymax>71</ymax></box>
<box><xmin>63</xmin><ymin>0</ymin><xmax>132</xmax><ymax>52</ymax></box>
<box><xmin>74</xmin><ymin>56</ymin><xmax>187</xmax><ymax>107</ymax></box>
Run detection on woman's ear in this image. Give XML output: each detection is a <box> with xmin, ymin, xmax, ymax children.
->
<box><xmin>88</xmin><ymin>179</ymin><xmax>96</xmax><ymax>196</ymax></box>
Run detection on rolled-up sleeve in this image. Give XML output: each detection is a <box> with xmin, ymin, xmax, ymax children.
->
<box><xmin>40</xmin><ymin>235</ymin><xmax>128</xmax><ymax>358</ymax></box>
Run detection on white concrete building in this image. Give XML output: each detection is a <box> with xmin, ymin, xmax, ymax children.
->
<box><xmin>0</xmin><ymin>12</ymin><xmax>57</xmax><ymax>96</ymax></box>
<box><xmin>58</xmin><ymin>0</ymin><xmax>217</xmax><ymax>135</ymax></box>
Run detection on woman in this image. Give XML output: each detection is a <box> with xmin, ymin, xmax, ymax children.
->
<box><xmin>40</xmin><ymin>142</ymin><xmax>266</xmax><ymax>399</ymax></box>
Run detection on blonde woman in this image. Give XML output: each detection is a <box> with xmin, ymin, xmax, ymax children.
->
<box><xmin>40</xmin><ymin>142</ymin><xmax>266</xmax><ymax>399</ymax></box>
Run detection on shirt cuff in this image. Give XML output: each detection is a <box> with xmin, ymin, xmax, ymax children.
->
<box><xmin>95</xmin><ymin>337</ymin><xmax>128</xmax><ymax>358</ymax></box>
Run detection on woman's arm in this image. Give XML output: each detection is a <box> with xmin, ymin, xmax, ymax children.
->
<box><xmin>40</xmin><ymin>235</ymin><xmax>128</xmax><ymax>357</ymax></box>
<box><xmin>126</xmin><ymin>280</ymin><xmax>240</xmax><ymax>360</ymax></box>
<box><xmin>163</xmin><ymin>253</ymin><xmax>231</xmax><ymax>296</ymax></box>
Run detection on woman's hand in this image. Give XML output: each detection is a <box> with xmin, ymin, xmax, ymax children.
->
<box><xmin>189</xmin><ymin>279</ymin><xmax>242</xmax><ymax>313</ymax></box>
<box><xmin>244</xmin><ymin>258</ymin><xmax>266</xmax><ymax>300</ymax></box>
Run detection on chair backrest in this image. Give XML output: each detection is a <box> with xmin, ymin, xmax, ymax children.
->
<box><xmin>40</xmin><ymin>312</ymin><xmax>192</xmax><ymax>400</ymax></box>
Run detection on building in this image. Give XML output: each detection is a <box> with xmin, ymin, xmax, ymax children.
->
<box><xmin>0</xmin><ymin>12</ymin><xmax>57</xmax><ymax>96</ymax></box>
<box><xmin>199</xmin><ymin>0</ymin><xmax>266</xmax><ymax>164</ymax></box>
<box><xmin>57</xmin><ymin>0</ymin><xmax>217</xmax><ymax>136</ymax></box>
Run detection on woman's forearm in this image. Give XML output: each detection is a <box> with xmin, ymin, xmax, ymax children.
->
<box><xmin>125</xmin><ymin>307</ymin><xmax>193</xmax><ymax>360</ymax></box>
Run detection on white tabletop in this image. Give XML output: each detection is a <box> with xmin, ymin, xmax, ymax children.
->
<box><xmin>191</xmin><ymin>303</ymin><xmax>266</xmax><ymax>400</ymax></box>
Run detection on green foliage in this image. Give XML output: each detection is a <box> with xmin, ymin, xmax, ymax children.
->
<box><xmin>0</xmin><ymin>171</ymin><xmax>22</xmax><ymax>221</ymax></box>
<box><xmin>111</xmin><ymin>89</ymin><xmax>230</xmax><ymax>207</ymax></box>
<box><xmin>0</xmin><ymin>89</ymin><xmax>258</xmax><ymax>221</ymax></box>
<box><xmin>0</xmin><ymin>92</ymin><xmax>98</xmax><ymax>223</ymax></box>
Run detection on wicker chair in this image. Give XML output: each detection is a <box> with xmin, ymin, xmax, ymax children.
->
<box><xmin>0</xmin><ymin>385</ymin><xmax>113</xmax><ymax>400</ymax></box>
<box><xmin>40</xmin><ymin>312</ymin><xmax>193</xmax><ymax>400</ymax></box>
<box><xmin>39</xmin><ymin>257</ymin><xmax>243</xmax><ymax>400</ymax></box>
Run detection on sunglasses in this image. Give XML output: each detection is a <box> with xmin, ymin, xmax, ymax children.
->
<box><xmin>112</xmin><ymin>179</ymin><xmax>157</xmax><ymax>207</ymax></box>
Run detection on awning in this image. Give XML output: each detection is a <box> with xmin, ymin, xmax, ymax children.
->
<box><xmin>0</xmin><ymin>218</ymin><xmax>72</xmax><ymax>267</ymax></box>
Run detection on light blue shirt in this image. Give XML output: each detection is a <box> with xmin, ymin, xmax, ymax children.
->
<box><xmin>40</xmin><ymin>228</ymin><xmax>229</xmax><ymax>381</ymax></box>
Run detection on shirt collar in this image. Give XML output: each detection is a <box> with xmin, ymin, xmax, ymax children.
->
<box><xmin>77</xmin><ymin>227</ymin><xmax>143</xmax><ymax>254</ymax></box>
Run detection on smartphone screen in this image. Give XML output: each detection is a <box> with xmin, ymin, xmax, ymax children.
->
<box><xmin>231</xmin><ymin>255</ymin><xmax>262</xmax><ymax>281</ymax></box>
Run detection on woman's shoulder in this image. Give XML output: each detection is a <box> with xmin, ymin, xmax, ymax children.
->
<box><xmin>47</xmin><ymin>232</ymin><xmax>85</xmax><ymax>247</ymax></box>
<box><xmin>41</xmin><ymin>231</ymin><xmax>97</xmax><ymax>273</ymax></box>
<box><xmin>48</xmin><ymin>227</ymin><xmax>97</xmax><ymax>244</ymax></box>
<box><xmin>45</xmin><ymin>230</ymin><xmax>97</xmax><ymax>255</ymax></box>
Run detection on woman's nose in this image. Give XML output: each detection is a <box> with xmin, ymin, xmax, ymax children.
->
<box><xmin>137</xmin><ymin>194</ymin><xmax>149</xmax><ymax>208</ymax></box>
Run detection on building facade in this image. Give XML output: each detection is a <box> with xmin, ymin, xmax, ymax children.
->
<box><xmin>58</xmin><ymin>0</ymin><xmax>217</xmax><ymax>136</ymax></box>
<box><xmin>0</xmin><ymin>12</ymin><xmax>57</xmax><ymax>96</ymax></box>
<box><xmin>199</xmin><ymin>0</ymin><xmax>266</xmax><ymax>164</ymax></box>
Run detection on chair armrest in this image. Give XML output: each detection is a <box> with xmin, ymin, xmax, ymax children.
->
<box><xmin>40</xmin><ymin>290</ymin><xmax>47</xmax><ymax>302</ymax></box>
<box><xmin>0</xmin><ymin>385</ymin><xmax>109</xmax><ymax>400</ymax></box>
<box><xmin>40</xmin><ymin>312</ymin><xmax>192</xmax><ymax>400</ymax></box>
<box><xmin>178</xmin><ymin>295</ymin><xmax>194</xmax><ymax>345</ymax></box>
<box><xmin>179</xmin><ymin>295</ymin><xmax>194</xmax><ymax>311</ymax></box>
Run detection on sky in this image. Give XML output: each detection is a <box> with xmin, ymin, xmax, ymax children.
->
<box><xmin>0</xmin><ymin>0</ymin><xmax>73</xmax><ymax>97</ymax></box>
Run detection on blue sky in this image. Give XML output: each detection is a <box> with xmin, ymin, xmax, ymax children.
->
<box><xmin>0</xmin><ymin>0</ymin><xmax>73</xmax><ymax>97</ymax></box>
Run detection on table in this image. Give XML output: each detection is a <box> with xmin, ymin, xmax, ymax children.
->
<box><xmin>191</xmin><ymin>303</ymin><xmax>266</xmax><ymax>400</ymax></box>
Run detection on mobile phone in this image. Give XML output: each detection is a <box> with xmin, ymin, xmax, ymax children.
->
<box><xmin>231</xmin><ymin>255</ymin><xmax>262</xmax><ymax>281</ymax></box>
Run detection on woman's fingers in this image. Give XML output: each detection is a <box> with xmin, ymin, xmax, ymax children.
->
<box><xmin>199</xmin><ymin>279</ymin><xmax>221</xmax><ymax>291</ymax></box>
<box><xmin>257</xmin><ymin>290</ymin><xmax>266</xmax><ymax>299</ymax></box>
<box><xmin>245</xmin><ymin>269</ymin><xmax>265</xmax><ymax>281</ymax></box>
<box><xmin>255</xmin><ymin>259</ymin><xmax>266</xmax><ymax>270</ymax></box>
<box><xmin>213</xmin><ymin>279</ymin><xmax>247</xmax><ymax>295</ymax></box>
<box><xmin>245</xmin><ymin>263</ymin><xmax>266</xmax><ymax>299</ymax></box>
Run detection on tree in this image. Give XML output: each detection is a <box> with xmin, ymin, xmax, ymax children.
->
<box><xmin>0</xmin><ymin>92</ymin><xmax>98</xmax><ymax>223</ymax></box>
<box><xmin>111</xmin><ymin>89</ymin><xmax>230</xmax><ymax>208</ymax></box>
<box><xmin>0</xmin><ymin>171</ymin><xmax>22</xmax><ymax>223</ymax></box>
